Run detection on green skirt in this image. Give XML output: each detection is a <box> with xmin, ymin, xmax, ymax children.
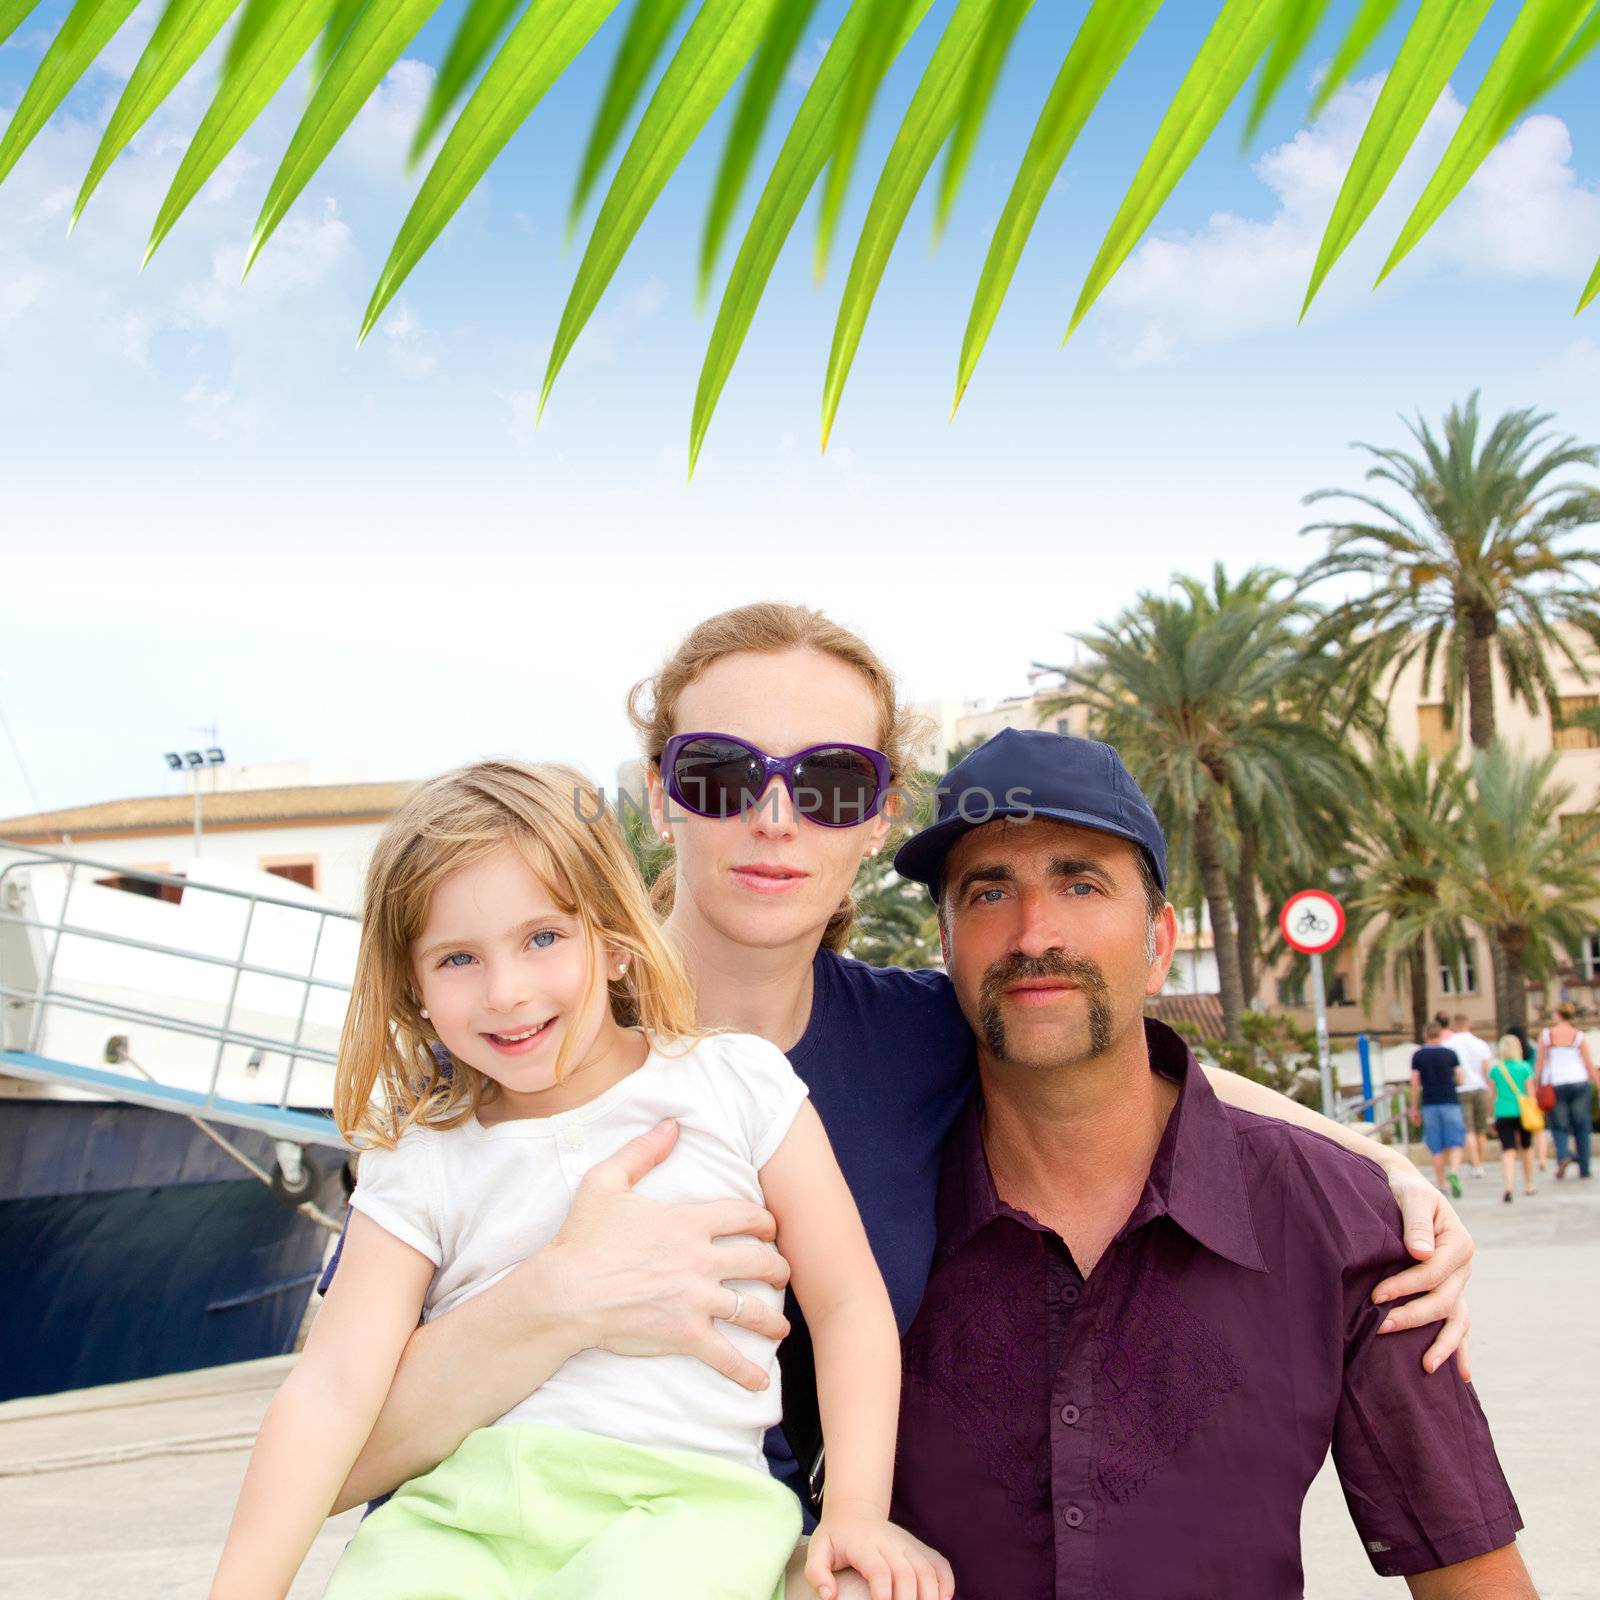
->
<box><xmin>325</xmin><ymin>1423</ymin><xmax>801</xmax><ymax>1600</ymax></box>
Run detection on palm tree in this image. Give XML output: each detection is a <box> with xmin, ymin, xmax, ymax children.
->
<box><xmin>1</xmin><ymin>5</ymin><xmax>1597</xmax><ymax>460</ymax></box>
<box><xmin>849</xmin><ymin>846</ymin><xmax>942</xmax><ymax>968</ymax></box>
<box><xmin>1349</xmin><ymin>746</ymin><xmax>1472</xmax><ymax>1045</ymax></box>
<box><xmin>1044</xmin><ymin>566</ymin><xmax>1351</xmax><ymax>1042</ymax></box>
<box><xmin>1302</xmin><ymin>395</ymin><xmax>1600</xmax><ymax>750</ymax></box>
<box><xmin>1451</xmin><ymin>745</ymin><xmax>1600</xmax><ymax>1032</ymax></box>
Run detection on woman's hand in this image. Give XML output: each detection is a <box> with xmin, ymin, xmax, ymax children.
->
<box><xmin>803</xmin><ymin>1506</ymin><xmax>955</xmax><ymax>1600</ymax></box>
<box><xmin>545</xmin><ymin>1117</ymin><xmax>792</xmax><ymax>1389</ymax></box>
<box><xmin>1372</xmin><ymin>1163</ymin><xmax>1474</xmax><ymax>1378</ymax></box>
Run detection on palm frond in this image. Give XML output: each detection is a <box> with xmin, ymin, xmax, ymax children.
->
<box><xmin>4</xmin><ymin>0</ymin><xmax>1600</xmax><ymax>445</ymax></box>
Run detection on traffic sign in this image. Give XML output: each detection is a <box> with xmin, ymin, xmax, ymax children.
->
<box><xmin>1279</xmin><ymin>889</ymin><xmax>1346</xmax><ymax>956</ymax></box>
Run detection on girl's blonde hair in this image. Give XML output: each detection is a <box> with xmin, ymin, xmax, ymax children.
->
<box><xmin>335</xmin><ymin>759</ymin><xmax>702</xmax><ymax>1146</ymax></box>
<box><xmin>626</xmin><ymin>601</ymin><xmax>932</xmax><ymax>952</ymax></box>
<box><xmin>1496</xmin><ymin>1033</ymin><xmax>1523</xmax><ymax>1062</ymax></box>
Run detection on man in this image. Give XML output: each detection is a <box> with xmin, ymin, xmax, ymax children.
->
<box><xmin>1444</xmin><ymin>1012</ymin><xmax>1496</xmax><ymax>1178</ymax></box>
<box><xmin>889</xmin><ymin>729</ymin><xmax>1530</xmax><ymax>1600</ymax></box>
<box><xmin>1414</xmin><ymin>1021</ymin><xmax>1467</xmax><ymax>1198</ymax></box>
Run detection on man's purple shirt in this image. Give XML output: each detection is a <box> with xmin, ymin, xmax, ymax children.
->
<box><xmin>891</xmin><ymin>1020</ymin><xmax>1520</xmax><ymax>1600</ymax></box>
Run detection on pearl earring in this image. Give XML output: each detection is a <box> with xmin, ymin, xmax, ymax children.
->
<box><xmin>618</xmin><ymin>961</ymin><xmax>629</xmax><ymax>975</ymax></box>
<box><xmin>660</xmin><ymin>830</ymin><xmax>671</xmax><ymax>842</ymax></box>
<box><xmin>419</xmin><ymin>1008</ymin><xmax>430</xmax><ymax>1020</ymax></box>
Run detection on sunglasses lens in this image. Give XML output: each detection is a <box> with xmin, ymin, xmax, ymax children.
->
<box><xmin>671</xmin><ymin>738</ymin><xmax>764</xmax><ymax>818</ymax></box>
<box><xmin>794</xmin><ymin>748</ymin><xmax>881</xmax><ymax>826</ymax></box>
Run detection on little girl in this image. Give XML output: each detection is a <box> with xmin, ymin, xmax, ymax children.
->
<box><xmin>211</xmin><ymin>760</ymin><xmax>950</xmax><ymax>1600</ymax></box>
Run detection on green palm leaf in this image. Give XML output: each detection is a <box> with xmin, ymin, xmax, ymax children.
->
<box><xmin>409</xmin><ymin>0</ymin><xmax>524</xmax><ymax>163</ymax></box>
<box><xmin>823</xmin><ymin>0</ymin><xmax>997</xmax><ymax>450</ymax></box>
<box><xmin>539</xmin><ymin>0</ymin><xmax>779</xmax><ymax>418</ymax></box>
<box><xmin>248</xmin><ymin>0</ymin><xmax>445</xmax><ymax>274</ymax></box>
<box><xmin>955</xmin><ymin>0</ymin><xmax>1159</xmax><ymax>411</ymax></box>
<box><xmin>816</xmin><ymin>0</ymin><xmax>916</xmax><ymax>280</ymax></box>
<box><xmin>688</xmin><ymin>0</ymin><xmax>931</xmax><ymax>475</ymax></box>
<box><xmin>697</xmin><ymin>0</ymin><xmax>822</xmax><ymax>300</ymax></box>
<box><xmin>145</xmin><ymin>0</ymin><xmax>334</xmax><ymax>266</ymax></box>
<box><xmin>0</xmin><ymin>0</ymin><xmax>142</xmax><ymax>190</ymax></box>
<box><xmin>1300</xmin><ymin>0</ymin><xmax>1492</xmax><ymax>317</ymax></box>
<box><xmin>569</xmin><ymin>0</ymin><xmax>692</xmax><ymax>230</ymax></box>
<box><xmin>1580</xmin><ymin>251</ymin><xmax>1600</xmax><ymax>316</ymax></box>
<box><xmin>1309</xmin><ymin>0</ymin><xmax>1403</xmax><ymax>120</ymax></box>
<box><xmin>314</xmin><ymin>0</ymin><xmax>372</xmax><ymax>83</ymax></box>
<box><xmin>1068</xmin><ymin>0</ymin><xmax>1283</xmax><ymax>343</ymax></box>
<box><xmin>1377</xmin><ymin>0</ymin><xmax>1594</xmax><ymax>289</ymax></box>
<box><xmin>1242</xmin><ymin>0</ymin><xmax>1335</xmax><ymax>142</ymax></box>
<box><xmin>72</xmin><ymin>0</ymin><xmax>246</xmax><ymax>229</ymax></box>
<box><xmin>0</xmin><ymin>0</ymin><xmax>45</xmax><ymax>48</ymax></box>
<box><xmin>361</xmin><ymin>0</ymin><xmax>624</xmax><ymax>343</ymax></box>
<box><xmin>933</xmin><ymin>0</ymin><xmax>1030</xmax><ymax>237</ymax></box>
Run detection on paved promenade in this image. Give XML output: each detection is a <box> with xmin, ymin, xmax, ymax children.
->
<box><xmin>2</xmin><ymin>1162</ymin><xmax>1593</xmax><ymax>1598</ymax></box>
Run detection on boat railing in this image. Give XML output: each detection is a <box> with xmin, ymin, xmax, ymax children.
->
<box><xmin>0</xmin><ymin>841</ymin><xmax>351</xmax><ymax>1155</ymax></box>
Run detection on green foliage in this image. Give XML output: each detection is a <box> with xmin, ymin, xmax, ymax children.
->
<box><xmin>1302</xmin><ymin>393</ymin><xmax>1600</xmax><ymax>748</ymax></box>
<box><xmin>1183</xmin><ymin>1012</ymin><xmax>1323</xmax><ymax>1108</ymax></box>
<box><xmin>7</xmin><ymin>3</ymin><xmax>1600</xmax><ymax>458</ymax></box>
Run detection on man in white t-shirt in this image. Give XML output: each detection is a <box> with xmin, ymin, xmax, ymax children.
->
<box><xmin>1443</xmin><ymin>1013</ymin><xmax>1495</xmax><ymax>1178</ymax></box>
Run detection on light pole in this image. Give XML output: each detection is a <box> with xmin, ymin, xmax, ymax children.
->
<box><xmin>164</xmin><ymin>745</ymin><xmax>225</xmax><ymax>855</ymax></box>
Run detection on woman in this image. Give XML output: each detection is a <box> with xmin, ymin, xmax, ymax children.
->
<box><xmin>332</xmin><ymin>603</ymin><xmax>1475</xmax><ymax>1592</ymax></box>
<box><xmin>1489</xmin><ymin>1033</ymin><xmax>1537</xmax><ymax>1203</ymax></box>
<box><xmin>1536</xmin><ymin>1002</ymin><xmax>1599</xmax><ymax>1180</ymax></box>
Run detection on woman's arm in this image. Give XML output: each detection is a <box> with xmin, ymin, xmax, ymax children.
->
<box><xmin>337</xmin><ymin>1119</ymin><xmax>791</xmax><ymax>1509</ymax></box>
<box><xmin>213</xmin><ymin>1212</ymin><xmax>434</xmax><ymax>1599</ymax></box>
<box><xmin>1204</xmin><ymin>1066</ymin><xmax>1474</xmax><ymax>1375</ymax></box>
<box><xmin>761</xmin><ymin>1102</ymin><xmax>953</xmax><ymax>1600</ymax></box>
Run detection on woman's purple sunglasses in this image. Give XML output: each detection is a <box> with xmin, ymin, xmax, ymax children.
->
<box><xmin>660</xmin><ymin>732</ymin><xmax>892</xmax><ymax>828</ymax></box>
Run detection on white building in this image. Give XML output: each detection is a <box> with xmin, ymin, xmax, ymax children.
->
<box><xmin>0</xmin><ymin>762</ymin><xmax>416</xmax><ymax>914</ymax></box>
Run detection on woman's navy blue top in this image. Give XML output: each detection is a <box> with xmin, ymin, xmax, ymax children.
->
<box><xmin>766</xmin><ymin>948</ymin><xmax>975</xmax><ymax>1510</ymax></box>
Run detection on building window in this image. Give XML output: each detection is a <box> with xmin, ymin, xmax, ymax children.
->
<box><xmin>262</xmin><ymin>860</ymin><xmax>318</xmax><ymax>890</ymax></box>
<box><xmin>94</xmin><ymin>869</ymin><xmax>183</xmax><ymax>904</ymax></box>
<box><xmin>1552</xmin><ymin>695</ymin><xmax>1600</xmax><ymax>751</ymax></box>
<box><xmin>1440</xmin><ymin>954</ymin><xmax>1478</xmax><ymax>995</ymax></box>
<box><xmin>1583</xmin><ymin>934</ymin><xmax>1600</xmax><ymax>982</ymax></box>
<box><xmin>1280</xmin><ymin>973</ymin><xmax>1306</xmax><ymax>1006</ymax></box>
<box><xmin>1416</xmin><ymin>704</ymin><xmax>1459</xmax><ymax>760</ymax></box>
<box><xmin>1055</xmin><ymin>717</ymin><xmax>1072</xmax><ymax>735</ymax></box>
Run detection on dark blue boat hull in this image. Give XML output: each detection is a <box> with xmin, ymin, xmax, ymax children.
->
<box><xmin>0</xmin><ymin>1098</ymin><xmax>342</xmax><ymax>1402</ymax></box>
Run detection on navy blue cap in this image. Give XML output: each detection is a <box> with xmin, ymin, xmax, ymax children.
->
<box><xmin>894</xmin><ymin>727</ymin><xmax>1168</xmax><ymax>898</ymax></box>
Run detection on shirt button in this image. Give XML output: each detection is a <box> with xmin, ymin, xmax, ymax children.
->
<box><xmin>1063</xmin><ymin>1505</ymin><xmax>1085</xmax><ymax>1529</ymax></box>
<box><xmin>1060</xmin><ymin>1285</ymin><xmax>1081</xmax><ymax>1305</ymax></box>
<box><xmin>1059</xmin><ymin>1404</ymin><xmax>1081</xmax><ymax>1426</ymax></box>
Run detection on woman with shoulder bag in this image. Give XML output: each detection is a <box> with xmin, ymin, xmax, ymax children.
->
<box><xmin>1489</xmin><ymin>1036</ymin><xmax>1539</xmax><ymax>1203</ymax></box>
<box><xmin>1535</xmin><ymin>1004</ymin><xmax>1598</xmax><ymax>1180</ymax></box>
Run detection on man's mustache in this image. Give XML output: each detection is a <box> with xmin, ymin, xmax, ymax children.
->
<box><xmin>978</xmin><ymin>950</ymin><xmax>1114</xmax><ymax>1059</ymax></box>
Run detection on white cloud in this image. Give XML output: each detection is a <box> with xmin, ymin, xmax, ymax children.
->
<box><xmin>182</xmin><ymin>374</ymin><xmax>264</xmax><ymax>438</ymax></box>
<box><xmin>379</xmin><ymin>296</ymin><xmax>438</xmax><ymax>376</ymax></box>
<box><xmin>1098</xmin><ymin>75</ymin><xmax>1600</xmax><ymax>363</ymax></box>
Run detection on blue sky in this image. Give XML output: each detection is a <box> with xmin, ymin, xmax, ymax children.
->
<box><xmin>3</xmin><ymin>0</ymin><xmax>1600</xmax><ymax>819</ymax></box>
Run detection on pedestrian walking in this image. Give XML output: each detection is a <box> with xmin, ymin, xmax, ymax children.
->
<box><xmin>1489</xmin><ymin>1035</ymin><xmax>1539</xmax><ymax>1204</ymax></box>
<box><xmin>1444</xmin><ymin>1013</ymin><xmax>1495</xmax><ymax>1179</ymax></box>
<box><xmin>1535</xmin><ymin>1004</ymin><xmax>1598</xmax><ymax>1180</ymax></box>
<box><xmin>1413</xmin><ymin>1020</ymin><xmax>1466</xmax><ymax>1198</ymax></box>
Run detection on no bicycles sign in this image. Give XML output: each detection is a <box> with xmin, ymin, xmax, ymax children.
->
<box><xmin>1279</xmin><ymin>890</ymin><xmax>1346</xmax><ymax>956</ymax></box>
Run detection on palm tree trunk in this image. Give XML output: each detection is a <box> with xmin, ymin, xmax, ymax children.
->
<box><xmin>1488</xmin><ymin>939</ymin><xmax>1512</xmax><ymax>1035</ymax></box>
<box><xmin>1408</xmin><ymin>943</ymin><xmax>1429</xmax><ymax>1043</ymax></box>
<box><xmin>1193</xmin><ymin>795</ymin><xmax>1245</xmax><ymax>1042</ymax></box>
<box><xmin>1497</xmin><ymin>929</ymin><xmax>1529</xmax><ymax>1033</ymax></box>
<box><xmin>1464</xmin><ymin>609</ymin><xmax>1497</xmax><ymax>750</ymax></box>
<box><xmin>1231</xmin><ymin>809</ymin><xmax>1259</xmax><ymax>1009</ymax></box>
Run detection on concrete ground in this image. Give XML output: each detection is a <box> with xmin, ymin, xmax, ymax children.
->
<box><xmin>2</xmin><ymin>1160</ymin><xmax>1593</xmax><ymax>1598</ymax></box>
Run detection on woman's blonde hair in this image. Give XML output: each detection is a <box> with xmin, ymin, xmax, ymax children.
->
<box><xmin>1496</xmin><ymin>1033</ymin><xmax>1523</xmax><ymax>1062</ymax></box>
<box><xmin>335</xmin><ymin>759</ymin><xmax>702</xmax><ymax>1146</ymax></box>
<box><xmin>627</xmin><ymin>601</ymin><xmax>932</xmax><ymax>953</ymax></box>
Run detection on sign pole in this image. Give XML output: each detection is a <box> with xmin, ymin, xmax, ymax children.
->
<box><xmin>1310</xmin><ymin>950</ymin><xmax>1334</xmax><ymax>1118</ymax></box>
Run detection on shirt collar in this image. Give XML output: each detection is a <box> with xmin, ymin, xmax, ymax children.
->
<box><xmin>938</xmin><ymin>1017</ymin><xmax>1267</xmax><ymax>1274</ymax></box>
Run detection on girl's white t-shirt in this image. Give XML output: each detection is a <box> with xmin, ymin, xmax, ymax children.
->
<box><xmin>349</xmin><ymin>1029</ymin><xmax>808</xmax><ymax>1475</ymax></box>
